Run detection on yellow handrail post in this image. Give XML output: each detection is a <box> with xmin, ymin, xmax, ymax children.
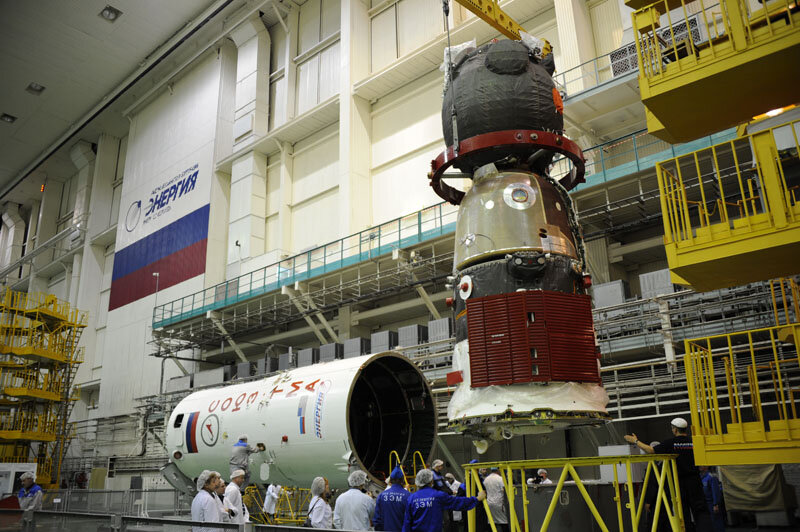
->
<box><xmin>540</xmin><ymin>466</ymin><xmax>571</xmax><ymax>532</ymax></box>
<box><xmin>612</xmin><ymin>460</ymin><xmax>624</xmax><ymax>532</ymax></box>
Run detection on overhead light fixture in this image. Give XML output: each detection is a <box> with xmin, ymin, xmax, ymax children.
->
<box><xmin>26</xmin><ymin>82</ymin><xmax>46</xmax><ymax>95</ymax></box>
<box><xmin>0</xmin><ymin>113</ymin><xmax>17</xmax><ymax>123</ymax></box>
<box><xmin>765</xmin><ymin>108</ymin><xmax>785</xmax><ymax>117</ymax></box>
<box><xmin>99</xmin><ymin>5</ymin><xmax>123</xmax><ymax>22</ymax></box>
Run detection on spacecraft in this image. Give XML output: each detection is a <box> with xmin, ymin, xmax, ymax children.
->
<box><xmin>429</xmin><ymin>38</ymin><xmax>610</xmax><ymax>446</ymax></box>
<box><xmin>162</xmin><ymin>353</ymin><xmax>436</xmax><ymax>492</ymax></box>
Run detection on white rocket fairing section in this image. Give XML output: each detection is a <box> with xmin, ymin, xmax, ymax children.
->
<box><xmin>164</xmin><ymin>352</ymin><xmax>436</xmax><ymax>491</ymax></box>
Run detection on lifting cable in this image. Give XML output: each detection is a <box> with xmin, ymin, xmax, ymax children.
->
<box><xmin>441</xmin><ymin>0</ymin><xmax>460</xmax><ymax>157</ymax></box>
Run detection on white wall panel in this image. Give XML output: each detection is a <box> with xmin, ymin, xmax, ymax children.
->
<box><xmin>321</xmin><ymin>0</ymin><xmax>341</xmax><ymax>40</ymax></box>
<box><xmin>269</xmin><ymin>22</ymin><xmax>287</xmax><ymax>73</ymax></box>
<box><xmin>291</xmin><ymin>187</ymin><xmax>339</xmax><ymax>252</ymax></box>
<box><xmin>266</xmin><ymin>163</ymin><xmax>281</xmax><ymax>217</ymax></box>
<box><xmin>318</xmin><ymin>42</ymin><xmax>341</xmax><ymax>102</ymax></box>
<box><xmin>371</xmin><ymin>75</ymin><xmax>442</xmax><ymax>169</ymax></box>
<box><xmin>370</xmin><ymin>6</ymin><xmax>397</xmax><ymax>72</ymax></box>
<box><xmin>269</xmin><ymin>77</ymin><xmax>288</xmax><ymax>129</ymax></box>
<box><xmin>265</xmin><ymin>213</ymin><xmax>279</xmax><ymax>251</ymax></box>
<box><xmin>94</xmin><ymin>327</ymin><xmax>105</xmax><ymax>369</ymax></box>
<box><xmin>298</xmin><ymin>0</ymin><xmax>322</xmax><ymax>53</ymax></box>
<box><xmin>397</xmin><ymin>0</ymin><xmax>442</xmax><ymax>56</ymax></box>
<box><xmin>296</xmin><ymin>56</ymin><xmax>320</xmax><ymax>115</ymax></box>
<box><xmin>371</xmin><ymin>146</ymin><xmax>443</xmax><ymax>226</ymax></box>
<box><xmin>292</xmin><ymin>132</ymin><xmax>339</xmax><ymax>204</ymax></box>
<box><xmin>96</xmin><ymin>290</ymin><xmax>110</xmax><ymax>329</ymax></box>
<box><xmin>590</xmin><ymin>0</ymin><xmax>623</xmax><ymax>56</ymax></box>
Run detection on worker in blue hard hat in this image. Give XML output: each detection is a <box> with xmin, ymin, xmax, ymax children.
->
<box><xmin>402</xmin><ymin>469</ymin><xmax>485</xmax><ymax>532</ymax></box>
<box><xmin>374</xmin><ymin>466</ymin><xmax>410</xmax><ymax>531</ymax></box>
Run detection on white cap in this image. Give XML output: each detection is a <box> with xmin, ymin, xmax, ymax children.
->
<box><xmin>537</xmin><ymin>469</ymin><xmax>547</xmax><ymax>476</ymax></box>
<box><xmin>239</xmin><ymin>434</ymin><xmax>248</xmax><ymax>441</ymax></box>
<box><xmin>671</xmin><ymin>417</ymin><xmax>688</xmax><ymax>429</ymax></box>
<box><xmin>20</xmin><ymin>472</ymin><xmax>35</xmax><ymax>482</ymax></box>
<box><xmin>231</xmin><ymin>469</ymin><xmax>245</xmax><ymax>479</ymax></box>
<box><xmin>348</xmin><ymin>470</ymin><xmax>368</xmax><ymax>487</ymax></box>
<box><xmin>196</xmin><ymin>470</ymin><xmax>216</xmax><ymax>490</ymax></box>
<box><xmin>432</xmin><ymin>459</ymin><xmax>444</xmax><ymax>469</ymax></box>
<box><xmin>311</xmin><ymin>477</ymin><xmax>326</xmax><ymax>496</ymax></box>
<box><xmin>416</xmin><ymin>469</ymin><xmax>434</xmax><ymax>487</ymax></box>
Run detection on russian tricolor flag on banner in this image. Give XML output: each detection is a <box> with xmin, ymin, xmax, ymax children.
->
<box><xmin>185</xmin><ymin>411</ymin><xmax>200</xmax><ymax>453</ymax></box>
<box><xmin>109</xmin><ymin>204</ymin><xmax>209</xmax><ymax>311</ymax></box>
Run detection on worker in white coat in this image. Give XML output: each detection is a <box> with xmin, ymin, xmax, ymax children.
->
<box><xmin>225</xmin><ymin>469</ymin><xmax>250</xmax><ymax>524</ymax></box>
<box><xmin>482</xmin><ymin>468</ymin><xmax>509</xmax><ymax>532</ymax></box>
<box><xmin>191</xmin><ymin>470</ymin><xmax>222</xmax><ymax>532</ymax></box>
<box><xmin>308</xmin><ymin>476</ymin><xmax>333</xmax><ymax>528</ymax></box>
<box><xmin>213</xmin><ymin>475</ymin><xmax>233</xmax><ymax>522</ymax></box>
<box><xmin>333</xmin><ymin>470</ymin><xmax>375</xmax><ymax>530</ymax></box>
<box><xmin>264</xmin><ymin>483</ymin><xmax>283</xmax><ymax>520</ymax></box>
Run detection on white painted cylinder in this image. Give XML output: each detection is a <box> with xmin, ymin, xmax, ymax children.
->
<box><xmin>165</xmin><ymin>352</ymin><xmax>436</xmax><ymax>489</ymax></box>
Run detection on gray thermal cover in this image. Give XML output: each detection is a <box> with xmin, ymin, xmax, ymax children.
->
<box><xmin>442</xmin><ymin>40</ymin><xmax>563</xmax><ymax>148</ymax></box>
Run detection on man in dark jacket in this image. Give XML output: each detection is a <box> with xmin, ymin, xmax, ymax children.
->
<box><xmin>403</xmin><ymin>469</ymin><xmax>486</xmax><ymax>532</ymax></box>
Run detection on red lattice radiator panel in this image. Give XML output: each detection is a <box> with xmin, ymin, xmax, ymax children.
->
<box><xmin>466</xmin><ymin>290</ymin><xmax>599</xmax><ymax>388</ymax></box>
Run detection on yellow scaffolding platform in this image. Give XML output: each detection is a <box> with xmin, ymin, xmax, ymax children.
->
<box><xmin>656</xmin><ymin>118</ymin><xmax>800</xmax><ymax>291</ymax></box>
<box><xmin>464</xmin><ymin>455</ymin><xmax>685</xmax><ymax>532</ymax></box>
<box><xmin>630</xmin><ymin>0</ymin><xmax>800</xmax><ymax>143</ymax></box>
<box><xmin>0</xmin><ymin>288</ymin><xmax>86</xmax><ymax>487</ymax></box>
<box><xmin>684</xmin><ymin>303</ymin><xmax>800</xmax><ymax>465</ymax></box>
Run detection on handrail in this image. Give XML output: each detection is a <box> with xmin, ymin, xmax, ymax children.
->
<box><xmin>656</xmin><ymin>118</ymin><xmax>800</xmax><ymax>246</ymax></box>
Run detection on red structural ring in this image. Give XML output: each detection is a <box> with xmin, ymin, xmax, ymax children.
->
<box><xmin>428</xmin><ymin>130</ymin><xmax>586</xmax><ymax>205</ymax></box>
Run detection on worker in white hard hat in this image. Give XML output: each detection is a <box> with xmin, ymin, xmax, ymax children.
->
<box><xmin>229</xmin><ymin>434</ymin><xmax>265</xmax><ymax>488</ymax></box>
<box><xmin>191</xmin><ymin>470</ymin><xmax>222</xmax><ymax>532</ymax></box>
<box><xmin>17</xmin><ymin>472</ymin><xmax>42</xmax><ymax>511</ymax></box>
<box><xmin>333</xmin><ymin>470</ymin><xmax>375</xmax><ymax>531</ymax></box>
<box><xmin>224</xmin><ymin>469</ymin><xmax>249</xmax><ymax>524</ymax></box>
<box><xmin>624</xmin><ymin>417</ymin><xmax>712</xmax><ymax>531</ymax></box>
<box><xmin>402</xmin><ymin>469</ymin><xmax>486</xmax><ymax>532</ymax></box>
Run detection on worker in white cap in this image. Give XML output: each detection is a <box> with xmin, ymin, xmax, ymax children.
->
<box><xmin>308</xmin><ymin>476</ymin><xmax>333</xmax><ymax>529</ymax></box>
<box><xmin>333</xmin><ymin>470</ymin><xmax>375</xmax><ymax>530</ymax></box>
<box><xmin>263</xmin><ymin>483</ymin><xmax>284</xmax><ymax>521</ymax></box>
<box><xmin>17</xmin><ymin>472</ymin><xmax>42</xmax><ymax>511</ymax></box>
<box><xmin>537</xmin><ymin>469</ymin><xmax>552</xmax><ymax>485</ymax></box>
<box><xmin>624</xmin><ymin>417</ymin><xmax>712</xmax><ymax>531</ymax></box>
<box><xmin>403</xmin><ymin>469</ymin><xmax>486</xmax><ymax>532</ymax></box>
<box><xmin>482</xmin><ymin>468</ymin><xmax>509</xmax><ymax>532</ymax></box>
<box><xmin>224</xmin><ymin>469</ymin><xmax>249</xmax><ymax>524</ymax></box>
<box><xmin>191</xmin><ymin>470</ymin><xmax>222</xmax><ymax>532</ymax></box>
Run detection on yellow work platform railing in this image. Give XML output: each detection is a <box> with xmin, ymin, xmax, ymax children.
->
<box><xmin>0</xmin><ymin>409</ymin><xmax>58</xmax><ymax>442</ymax></box>
<box><xmin>631</xmin><ymin>0</ymin><xmax>800</xmax><ymax>143</ymax></box>
<box><xmin>464</xmin><ymin>455</ymin><xmax>685</xmax><ymax>532</ymax></box>
<box><xmin>656</xmin><ymin>118</ymin><xmax>800</xmax><ymax>291</ymax></box>
<box><xmin>685</xmin><ymin>319</ymin><xmax>800</xmax><ymax>465</ymax></box>
<box><xmin>0</xmin><ymin>368</ymin><xmax>64</xmax><ymax>402</ymax></box>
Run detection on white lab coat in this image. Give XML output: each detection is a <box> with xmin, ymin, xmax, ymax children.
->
<box><xmin>215</xmin><ymin>493</ymin><xmax>232</xmax><ymax>522</ymax></box>
<box><xmin>447</xmin><ymin>480</ymin><xmax>463</xmax><ymax>522</ymax></box>
<box><xmin>539</xmin><ymin>477</ymin><xmax>553</xmax><ymax>485</ymax></box>
<box><xmin>264</xmin><ymin>484</ymin><xmax>283</xmax><ymax>514</ymax></box>
<box><xmin>191</xmin><ymin>489</ymin><xmax>222</xmax><ymax>532</ymax></box>
<box><xmin>333</xmin><ymin>488</ymin><xmax>375</xmax><ymax>531</ymax></box>
<box><xmin>225</xmin><ymin>482</ymin><xmax>249</xmax><ymax>524</ymax></box>
<box><xmin>483</xmin><ymin>473</ymin><xmax>509</xmax><ymax>525</ymax></box>
<box><xmin>309</xmin><ymin>495</ymin><xmax>333</xmax><ymax>529</ymax></box>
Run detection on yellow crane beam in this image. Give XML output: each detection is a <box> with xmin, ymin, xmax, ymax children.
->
<box><xmin>454</xmin><ymin>0</ymin><xmax>524</xmax><ymax>41</ymax></box>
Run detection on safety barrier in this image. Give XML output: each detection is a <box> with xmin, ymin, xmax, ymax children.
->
<box><xmin>463</xmin><ymin>455</ymin><xmax>684</xmax><ymax>532</ymax></box>
<box><xmin>655</xmin><ymin>118</ymin><xmax>800</xmax><ymax>290</ymax></box>
<box><xmin>153</xmin><ymin>202</ymin><xmax>459</xmax><ymax>328</ymax></box>
<box><xmin>684</xmin><ymin>318</ymin><xmax>800</xmax><ymax>465</ymax></box>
